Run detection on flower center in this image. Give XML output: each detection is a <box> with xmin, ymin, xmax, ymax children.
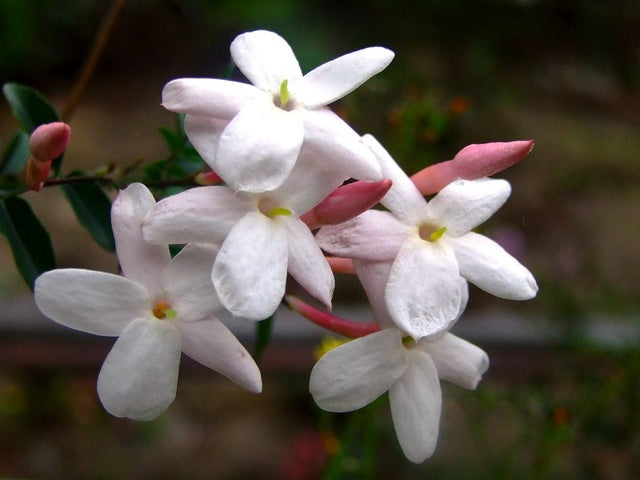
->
<box><xmin>152</xmin><ymin>300</ymin><xmax>176</xmax><ymax>320</ymax></box>
<box><xmin>419</xmin><ymin>224</ymin><xmax>447</xmax><ymax>242</ymax></box>
<box><xmin>258</xmin><ymin>198</ymin><xmax>292</xmax><ymax>218</ymax></box>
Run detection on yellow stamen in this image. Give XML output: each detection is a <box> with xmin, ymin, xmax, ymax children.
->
<box><xmin>279</xmin><ymin>79</ymin><xmax>290</xmax><ymax>108</ymax></box>
<box><xmin>428</xmin><ymin>226</ymin><xmax>447</xmax><ymax>242</ymax></box>
<box><xmin>314</xmin><ymin>336</ymin><xmax>349</xmax><ymax>360</ymax></box>
<box><xmin>267</xmin><ymin>206</ymin><xmax>292</xmax><ymax>218</ymax></box>
<box><xmin>153</xmin><ymin>301</ymin><xmax>173</xmax><ymax>319</ymax></box>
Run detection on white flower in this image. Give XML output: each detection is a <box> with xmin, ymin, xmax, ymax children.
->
<box><xmin>310</xmin><ymin>327</ymin><xmax>489</xmax><ymax>463</ymax></box>
<box><xmin>317</xmin><ymin>135</ymin><xmax>538</xmax><ymax>340</ymax></box>
<box><xmin>162</xmin><ymin>30</ymin><xmax>392</xmax><ymax>193</ymax></box>
<box><xmin>143</xmin><ymin>154</ymin><xmax>344</xmax><ymax>321</ymax></box>
<box><xmin>34</xmin><ymin>183</ymin><xmax>261</xmax><ymax>420</ymax></box>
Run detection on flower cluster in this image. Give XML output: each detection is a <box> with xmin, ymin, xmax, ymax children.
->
<box><xmin>33</xmin><ymin>30</ymin><xmax>537</xmax><ymax>463</ymax></box>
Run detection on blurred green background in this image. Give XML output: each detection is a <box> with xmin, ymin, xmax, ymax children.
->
<box><xmin>1</xmin><ymin>0</ymin><xmax>639</xmax><ymax>478</ymax></box>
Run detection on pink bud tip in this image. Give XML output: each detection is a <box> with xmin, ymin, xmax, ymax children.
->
<box><xmin>26</xmin><ymin>122</ymin><xmax>71</xmax><ymax>191</ymax></box>
<box><xmin>326</xmin><ymin>256</ymin><xmax>355</xmax><ymax>274</ymax></box>
<box><xmin>301</xmin><ymin>179</ymin><xmax>392</xmax><ymax>229</ymax></box>
<box><xmin>195</xmin><ymin>170</ymin><xmax>223</xmax><ymax>185</ymax></box>
<box><xmin>411</xmin><ymin>140</ymin><xmax>534</xmax><ymax>195</ymax></box>
<box><xmin>285</xmin><ymin>295</ymin><xmax>379</xmax><ymax>338</ymax></box>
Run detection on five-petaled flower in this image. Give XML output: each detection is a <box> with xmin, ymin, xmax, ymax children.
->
<box><xmin>34</xmin><ymin>183</ymin><xmax>261</xmax><ymax>420</ymax></box>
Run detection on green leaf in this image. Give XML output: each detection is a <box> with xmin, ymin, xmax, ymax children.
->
<box><xmin>2</xmin><ymin>83</ymin><xmax>59</xmax><ymax>133</ymax></box>
<box><xmin>158</xmin><ymin>126</ymin><xmax>183</xmax><ymax>151</ymax></box>
<box><xmin>0</xmin><ymin>196</ymin><xmax>56</xmax><ymax>290</ymax></box>
<box><xmin>254</xmin><ymin>315</ymin><xmax>274</xmax><ymax>363</ymax></box>
<box><xmin>0</xmin><ymin>131</ymin><xmax>29</xmax><ymax>175</ymax></box>
<box><xmin>60</xmin><ymin>175</ymin><xmax>115</xmax><ymax>252</ymax></box>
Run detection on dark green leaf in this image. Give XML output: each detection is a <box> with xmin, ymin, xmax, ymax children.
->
<box><xmin>158</xmin><ymin>127</ymin><xmax>183</xmax><ymax>151</ymax></box>
<box><xmin>0</xmin><ymin>196</ymin><xmax>56</xmax><ymax>290</ymax></box>
<box><xmin>60</xmin><ymin>176</ymin><xmax>115</xmax><ymax>252</ymax></box>
<box><xmin>0</xmin><ymin>131</ymin><xmax>30</xmax><ymax>175</ymax></box>
<box><xmin>254</xmin><ymin>315</ymin><xmax>274</xmax><ymax>363</ymax></box>
<box><xmin>2</xmin><ymin>83</ymin><xmax>59</xmax><ymax>133</ymax></box>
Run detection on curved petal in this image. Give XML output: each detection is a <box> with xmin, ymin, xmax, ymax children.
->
<box><xmin>303</xmin><ymin>109</ymin><xmax>382</xmax><ymax>182</ymax></box>
<box><xmin>183</xmin><ymin>115</ymin><xmax>228</xmax><ymax>170</ymax></box>
<box><xmin>283</xmin><ymin>217</ymin><xmax>334</xmax><ymax>309</ymax></box>
<box><xmin>300</xmin><ymin>47</ymin><xmax>394</xmax><ymax>108</ymax></box>
<box><xmin>389</xmin><ymin>351</ymin><xmax>441</xmax><ymax>463</ymax></box>
<box><xmin>162</xmin><ymin>243</ymin><xmax>221</xmax><ymax>322</ymax></box>
<box><xmin>315</xmin><ymin>210</ymin><xmax>411</xmax><ymax>260</ymax></box>
<box><xmin>426</xmin><ymin>178</ymin><xmax>511</xmax><ymax>236</ymax></box>
<box><xmin>385</xmin><ymin>238</ymin><xmax>461</xmax><ymax>340</ymax></box>
<box><xmin>162</xmin><ymin>78</ymin><xmax>264</xmax><ymax>118</ymax></box>
<box><xmin>34</xmin><ymin>269</ymin><xmax>149</xmax><ymax>336</ymax></box>
<box><xmin>213</xmin><ymin>212</ymin><xmax>288</xmax><ymax>320</ymax></box>
<box><xmin>143</xmin><ymin>186</ymin><xmax>251</xmax><ymax>245</ymax></box>
<box><xmin>97</xmin><ymin>317</ymin><xmax>181</xmax><ymax>420</ymax></box>
<box><xmin>111</xmin><ymin>183</ymin><xmax>169</xmax><ymax>297</ymax></box>
<box><xmin>230</xmin><ymin>30</ymin><xmax>302</xmax><ymax>92</ymax></box>
<box><xmin>362</xmin><ymin>134</ymin><xmax>430</xmax><ymax>224</ymax></box>
<box><xmin>353</xmin><ymin>259</ymin><xmax>395</xmax><ymax>329</ymax></box>
<box><xmin>216</xmin><ymin>104</ymin><xmax>304</xmax><ymax>193</ymax></box>
<box><xmin>310</xmin><ymin>329</ymin><xmax>408</xmax><ymax>412</ymax></box>
<box><xmin>448</xmin><ymin>232</ymin><xmax>538</xmax><ymax>300</ymax></box>
<box><xmin>178</xmin><ymin>317</ymin><xmax>262</xmax><ymax>393</ymax></box>
<box><xmin>420</xmin><ymin>333</ymin><xmax>489</xmax><ymax>390</ymax></box>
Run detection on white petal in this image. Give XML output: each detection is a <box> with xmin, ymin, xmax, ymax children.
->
<box><xmin>389</xmin><ymin>351</ymin><xmax>441</xmax><ymax>463</ymax></box>
<box><xmin>420</xmin><ymin>333</ymin><xmax>489</xmax><ymax>390</ymax></box>
<box><xmin>143</xmin><ymin>186</ymin><xmax>251</xmax><ymax>245</ymax></box>
<box><xmin>213</xmin><ymin>212</ymin><xmax>288</xmax><ymax>320</ymax></box>
<box><xmin>183</xmin><ymin>115</ymin><xmax>228</xmax><ymax>171</ymax></box>
<box><xmin>162</xmin><ymin>243</ymin><xmax>221</xmax><ymax>322</ymax></box>
<box><xmin>362</xmin><ymin>134</ymin><xmax>430</xmax><ymax>224</ymax></box>
<box><xmin>448</xmin><ymin>232</ymin><xmax>538</xmax><ymax>300</ymax></box>
<box><xmin>426</xmin><ymin>178</ymin><xmax>511</xmax><ymax>236</ymax></box>
<box><xmin>230</xmin><ymin>30</ymin><xmax>302</xmax><ymax>92</ymax></box>
<box><xmin>303</xmin><ymin>109</ymin><xmax>382</xmax><ymax>181</ymax></box>
<box><xmin>283</xmin><ymin>217</ymin><xmax>334</xmax><ymax>309</ymax></box>
<box><xmin>385</xmin><ymin>238</ymin><xmax>461</xmax><ymax>339</ymax></box>
<box><xmin>111</xmin><ymin>183</ymin><xmax>169</xmax><ymax>297</ymax></box>
<box><xmin>315</xmin><ymin>210</ymin><xmax>411</xmax><ymax>260</ymax></box>
<box><xmin>34</xmin><ymin>269</ymin><xmax>149</xmax><ymax>336</ymax></box>
<box><xmin>97</xmin><ymin>317</ymin><xmax>181</xmax><ymax>420</ymax></box>
<box><xmin>216</xmin><ymin>104</ymin><xmax>304</xmax><ymax>193</ymax></box>
<box><xmin>178</xmin><ymin>317</ymin><xmax>262</xmax><ymax>393</ymax></box>
<box><xmin>299</xmin><ymin>47</ymin><xmax>394</xmax><ymax>108</ymax></box>
<box><xmin>353</xmin><ymin>259</ymin><xmax>396</xmax><ymax>329</ymax></box>
<box><xmin>162</xmin><ymin>78</ymin><xmax>264</xmax><ymax>118</ymax></box>
<box><xmin>309</xmin><ymin>329</ymin><xmax>408</xmax><ymax>412</ymax></box>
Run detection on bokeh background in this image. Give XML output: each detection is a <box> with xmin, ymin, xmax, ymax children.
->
<box><xmin>1</xmin><ymin>0</ymin><xmax>639</xmax><ymax>478</ymax></box>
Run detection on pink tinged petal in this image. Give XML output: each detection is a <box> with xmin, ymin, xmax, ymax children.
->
<box><xmin>327</xmin><ymin>256</ymin><xmax>355</xmax><ymax>274</ymax></box>
<box><xmin>111</xmin><ymin>183</ymin><xmax>169</xmax><ymax>297</ymax></box>
<box><xmin>353</xmin><ymin>259</ymin><xmax>396</xmax><ymax>329</ymax></box>
<box><xmin>316</xmin><ymin>210</ymin><xmax>411</xmax><ymax>261</ymax></box>
<box><xmin>299</xmin><ymin>47</ymin><xmax>395</xmax><ymax>108</ymax></box>
<box><xmin>448</xmin><ymin>232</ymin><xmax>538</xmax><ymax>300</ymax></box>
<box><xmin>97</xmin><ymin>317</ymin><xmax>181</xmax><ymax>420</ymax></box>
<box><xmin>143</xmin><ymin>186</ymin><xmax>251</xmax><ymax>245</ymax></box>
<box><xmin>161</xmin><ymin>78</ymin><xmax>264</xmax><ymax>118</ymax></box>
<box><xmin>230</xmin><ymin>30</ymin><xmax>302</xmax><ymax>91</ymax></box>
<box><xmin>426</xmin><ymin>178</ymin><xmax>511</xmax><ymax>237</ymax></box>
<box><xmin>385</xmin><ymin>238</ymin><xmax>461</xmax><ymax>340</ymax></box>
<box><xmin>162</xmin><ymin>243</ymin><xmax>221</xmax><ymax>322</ymax></box>
<box><xmin>362</xmin><ymin>134</ymin><xmax>430</xmax><ymax>224</ymax></box>
<box><xmin>213</xmin><ymin>212</ymin><xmax>288</xmax><ymax>320</ymax></box>
<box><xmin>283</xmin><ymin>217</ymin><xmax>334</xmax><ymax>309</ymax></box>
<box><xmin>178</xmin><ymin>318</ymin><xmax>262</xmax><ymax>393</ymax></box>
<box><xmin>34</xmin><ymin>269</ymin><xmax>150</xmax><ymax>336</ymax></box>
<box><xmin>183</xmin><ymin>115</ymin><xmax>228</xmax><ymax>171</ymax></box>
<box><xmin>303</xmin><ymin>109</ymin><xmax>382</xmax><ymax>182</ymax></box>
<box><xmin>309</xmin><ymin>329</ymin><xmax>408</xmax><ymax>412</ymax></box>
<box><xmin>389</xmin><ymin>351</ymin><xmax>442</xmax><ymax>463</ymax></box>
<box><xmin>421</xmin><ymin>333</ymin><xmax>489</xmax><ymax>390</ymax></box>
<box><xmin>216</xmin><ymin>105</ymin><xmax>304</xmax><ymax>193</ymax></box>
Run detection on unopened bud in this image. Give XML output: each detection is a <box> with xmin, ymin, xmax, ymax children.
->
<box><xmin>26</xmin><ymin>122</ymin><xmax>71</xmax><ymax>191</ymax></box>
<box><xmin>194</xmin><ymin>170</ymin><xmax>222</xmax><ymax>186</ymax></box>
<box><xmin>411</xmin><ymin>140</ymin><xmax>534</xmax><ymax>195</ymax></box>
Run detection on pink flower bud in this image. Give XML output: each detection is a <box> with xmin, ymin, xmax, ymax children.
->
<box><xmin>26</xmin><ymin>122</ymin><xmax>71</xmax><ymax>191</ymax></box>
<box><xmin>285</xmin><ymin>295</ymin><xmax>379</xmax><ymax>338</ymax></box>
<box><xmin>411</xmin><ymin>140</ymin><xmax>534</xmax><ymax>195</ymax></box>
<box><xmin>194</xmin><ymin>170</ymin><xmax>223</xmax><ymax>185</ymax></box>
<box><xmin>301</xmin><ymin>179</ymin><xmax>392</xmax><ymax>229</ymax></box>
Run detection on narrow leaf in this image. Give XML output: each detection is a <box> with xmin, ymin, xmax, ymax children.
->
<box><xmin>3</xmin><ymin>83</ymin><xmax>59</xmax><ymax>133</ymax></box>
<box><xmin>254</xmin><ymin>315</ymin><xmax>275</xmax><ymax>363</ymax></box>
<box><xmin>0</xmin><ymin>196</ymin><xmax>56</xmax><ymax>290</ymax></box>
<box><xmin>60</xmin><ymin>175</ymin><xmax>115</xmax><ymax>252</ymax></box>
<box><xmin>0</xmin><ymin>131</ymin><xmax>30</xmax><ymax>175</ymax></box>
